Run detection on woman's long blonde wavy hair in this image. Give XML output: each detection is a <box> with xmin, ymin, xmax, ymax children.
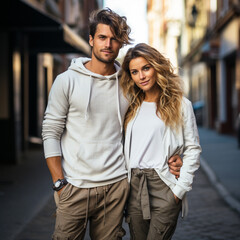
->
<box><xmin>120</xmin><ymin>43</ymin><xmax>184</xmax><ymax>130</ymax></box>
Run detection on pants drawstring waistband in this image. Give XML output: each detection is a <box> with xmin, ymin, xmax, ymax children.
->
<box><xmin>84</xmin><ymin>185</ymin><xmax>110</xmax><ymax>228</ymax></box>
<box><xmin>134</xmin><ymin>169</ymin><xmax>151</xmax><ymax>220</ymax></box>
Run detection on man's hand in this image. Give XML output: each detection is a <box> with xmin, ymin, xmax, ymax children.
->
<box><xmin>46</xmin><ymin>156</ymin><xmax>65</xmax><ymax>195</ymax></box>
<box><xmin>168</xmin><ymin>155</ymin><xmax>182</xmax><ymax>179</ymax></box>
<box><xmin>57</xmin><ymin>185</ymin><xmax>66</xmax><ymax>196</ymax></box>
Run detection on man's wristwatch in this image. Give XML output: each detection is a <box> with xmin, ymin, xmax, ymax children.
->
<box><xmin>52</xmin><ymin>178</ymin><xmax>68</xmax><ymax>191</ymax></box>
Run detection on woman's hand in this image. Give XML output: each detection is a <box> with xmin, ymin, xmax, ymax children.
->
<box><xmin>174</xmin><ymin>194</ymin><xmax>180</xmax><ymax>204</ymax></box>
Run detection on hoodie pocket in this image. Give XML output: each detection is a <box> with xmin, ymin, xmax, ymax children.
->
<box><xmin>76</xmin><ymin>141</ymin><xmax>125</xmax><ymax>177</ymax></box>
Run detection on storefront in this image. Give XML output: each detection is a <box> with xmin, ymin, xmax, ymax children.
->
<box><xmin>0</xmin><ymin>0</ymin><xmax>91</xmax><ymax>163</ymax></box>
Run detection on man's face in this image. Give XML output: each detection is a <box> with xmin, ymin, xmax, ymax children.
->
<box><xmin>89</xmin><ymin>23</ymin><xmax>122</xmax><ymax>64</ymax></box>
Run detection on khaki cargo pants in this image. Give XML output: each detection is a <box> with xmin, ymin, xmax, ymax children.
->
<box><xmin>126</xmin><ymin>169</ymin><xmax>182</xmax><ymax>240</ymax></box>
<box><xmin>53</xmin><ymin>178</ymin><xmax>129</xmax><ymax>240</ymax></box>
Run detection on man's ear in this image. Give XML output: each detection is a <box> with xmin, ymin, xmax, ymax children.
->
<box><xmin>89</xmin><ymin>35</ymin><xmax>93</xmax><ymax>47</ymax></box>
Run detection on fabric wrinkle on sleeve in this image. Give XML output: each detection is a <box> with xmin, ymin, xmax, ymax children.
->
<box><xmin>42</xmin><ymin>75</ymin><xmax>69</xmax><ymax>159</ymax></box>
<box><xmin>172</xmin><ymin>98</ymin><xmax>201</xmax><ymax>199</ymax></box>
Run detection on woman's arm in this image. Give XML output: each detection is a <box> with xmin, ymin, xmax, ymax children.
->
<box><xmin>172</xmin><ymin>98</ymin><xmax>202</xmax><ymax>200</ymax></box>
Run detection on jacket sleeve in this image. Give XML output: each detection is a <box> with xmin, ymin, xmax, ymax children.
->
<box><xmin>172</xmin><ymin>98</ymin><xmax>201</xmax><ymax>199</ymax></box>
<box><xmin>42</xmin><ymin>74</ymin><xmax>69</xmax><ymax>159</ymax></box>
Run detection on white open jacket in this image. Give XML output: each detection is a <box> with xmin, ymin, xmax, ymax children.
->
<box><xmin>124</xmin><ymin>97</ymin><xmax>201</xmax><ymax>217</ymax></box>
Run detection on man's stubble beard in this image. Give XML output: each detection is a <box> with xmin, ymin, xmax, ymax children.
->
<box><xmin>92</xmin><ymin>49</ymin><xmax>116</xmax><ymax>64</ymax></box>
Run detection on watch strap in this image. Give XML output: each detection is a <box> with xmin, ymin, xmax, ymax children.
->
<box><xmin>53</xmin><ymin>178</ymin><xmax>68</xmax><ymax>191</ymax></box>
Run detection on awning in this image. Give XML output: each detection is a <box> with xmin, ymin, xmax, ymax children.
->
<box><xmin>26</xmin><ymin>24</ymin><xmax>91</xmax><ymax>54</ymax></box>
<box><xmin>6</xmin><ymin>0</ymin><xmax>91</xmax><ymax>55</ymax></box>
<box><xmin>63</xmin><ymin>24</ymin><xmax>91</xmax><ymax>55</ymax></box>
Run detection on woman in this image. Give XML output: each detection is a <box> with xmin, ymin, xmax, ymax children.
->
<box><xmin>120</xmin><ymin>43</ymin><xmax>201</xmax><ymax>240</ymax></box>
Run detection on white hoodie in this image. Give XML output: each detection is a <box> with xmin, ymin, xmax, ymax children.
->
<box><xmin>42</xmin><ymin>57</ymin><xmax>129</xmax><ymax>188</ymax></box>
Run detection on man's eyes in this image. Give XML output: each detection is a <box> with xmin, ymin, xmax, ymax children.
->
<box><xmin>98</xmin><ymin>36</ymin><xmax>117</xmax><ymax>41</ymax></box>
<box><xmin>99</xmin><ymin>36</ymin><xmax>118</xmax><ymax>42</ymax></box>
<box><xmin>99</xmin><ymin>36</ymin><xmax>106</xmax><ymax>39</ymax></box>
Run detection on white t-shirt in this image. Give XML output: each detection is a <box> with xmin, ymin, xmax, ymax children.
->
<box><xmin>130</xmin><ymin>101</ymin><xmax>165</xmax><ymax>169</ymax></box>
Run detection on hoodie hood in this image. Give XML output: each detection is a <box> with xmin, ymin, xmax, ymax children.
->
<box><xmin>68</xmin><ymin>57</ymin><xmax>121</xmax><ymax>80</ymax></box>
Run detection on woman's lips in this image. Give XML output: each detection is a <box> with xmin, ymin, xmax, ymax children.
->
<box><xmin>140</xmin><ymin>80</ymin><xmax>150</xmax><ymax>86</ymax></box>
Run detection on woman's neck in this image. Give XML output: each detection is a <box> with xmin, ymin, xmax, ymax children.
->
<box><xmin>144</xmin><ymin>88</ymin><xmax>160</xmax><ymax>102</ymax></box>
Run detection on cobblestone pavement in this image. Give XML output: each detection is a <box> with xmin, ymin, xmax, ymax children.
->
<box><xmin>15</xmin><ymin>168</ymin><xmax>240</xmax><ymax>240</ymax></box>
<box><xmin>172</xmin><ymin>169</ymin><xmax>240</xmax><ymax>240</ymax></box>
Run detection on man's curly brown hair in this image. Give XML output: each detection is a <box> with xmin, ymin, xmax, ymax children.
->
<box><xmin>89</xmin><ymin>8</ymin><xmax>132</xmax><ymax>47</ymax></box>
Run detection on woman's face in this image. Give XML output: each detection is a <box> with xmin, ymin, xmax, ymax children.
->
<box><xmin>129</xmin><ymin>57</ymin><xmax>157</xmax><ymax>94</ymax></box>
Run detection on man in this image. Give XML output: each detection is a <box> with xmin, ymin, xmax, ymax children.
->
<box><xmin>42</xmin><ymin>8</ymin><xmax>182</xmax><ymax>240</ymax></box>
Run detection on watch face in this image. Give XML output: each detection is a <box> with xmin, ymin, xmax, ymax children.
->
<box><xmin>55</xmin><ymin>181</ymin><xmax>61</xmax><ymax>188</ymax></box>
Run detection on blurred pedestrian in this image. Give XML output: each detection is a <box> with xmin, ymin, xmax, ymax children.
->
<box><xmin>120</xmin><ymin>43</ymin><xmax>201</xmax><ymax>240</ymax></box>
<box><xmin>42</xmin><ymin>9</ymin><xmax>182</xmax><ymax>240</ymax></box>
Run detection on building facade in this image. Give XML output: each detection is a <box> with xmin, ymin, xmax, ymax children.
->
<box><xmin>181</xmin><ymin>0</ymin><xmax>240</xmax><ymax>136</ymax></box>
<box><xmin>148</xmin><ymin>0</ymin><xmax>240</xmax><ymax>141</ymax></box>
<box><xmin>147</xmin><ymin>0</ymin><xmax>184</xmax><ymax>72</ymax></box>
<box><xmin>0</xmin><ymin>0</ymin><xmax>102</xmax><ymax>164</ymax></box>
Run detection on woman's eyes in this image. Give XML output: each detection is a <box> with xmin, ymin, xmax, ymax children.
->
<box><xmin>131</xmin><ymin>71</ymin><xmax>137</xmax><ymax>75</ymax></box>
<box><xmin>143</xmin><ymin>66</ymin><xmax>150</xmax><ymax>71</ymax></box>
<box><xmin>130</xmin><ymin>66</ymin><xmax>151</xmax><ymax>75</ymax></box>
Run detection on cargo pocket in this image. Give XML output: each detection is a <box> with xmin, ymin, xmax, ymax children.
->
<box><xmin>59</xmin><ymin>183</ymin><xmax>71</xmax><ymax>200</ymax></box>
<box><xmin>152</xmin><ymin>222</ymin><xmax>176</xmax><ymax>240</ymax></box>
<box><xmin>54</xmin><ymin>183</ymin><xmax>72</xmax><ymax>208</ymax></box>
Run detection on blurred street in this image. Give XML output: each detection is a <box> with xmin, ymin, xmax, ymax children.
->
<box><xmin>0</xmin><ymin>127</ymin><xmax>239</xmax><ymax>240</ymax></box>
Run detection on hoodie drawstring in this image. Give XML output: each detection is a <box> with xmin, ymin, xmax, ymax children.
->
<box><xmin>116</xmin><ymin>75</ymin><xmax>123</xmax><ymax>133</ymax></box>
<box><xmin>84</xmin><ymin>76</ymin><xmax>93</xmax><ymax>120</ymax></box>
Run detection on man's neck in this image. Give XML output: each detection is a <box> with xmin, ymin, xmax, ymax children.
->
<box><xmin>85</xmin><ymin>58</ymin><xmax>116</xmax><ymax>76</ymax></box>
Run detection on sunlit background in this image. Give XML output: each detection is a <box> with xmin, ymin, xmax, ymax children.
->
<box><xmin>1</xmin><ymin>1</ymin><xmax>240</xmax><ymax>240</ymax></box>
<box><xmin>104</xmin><ymin>0</ymin><xmax>148</xmax><ymax>59</ymax></box>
